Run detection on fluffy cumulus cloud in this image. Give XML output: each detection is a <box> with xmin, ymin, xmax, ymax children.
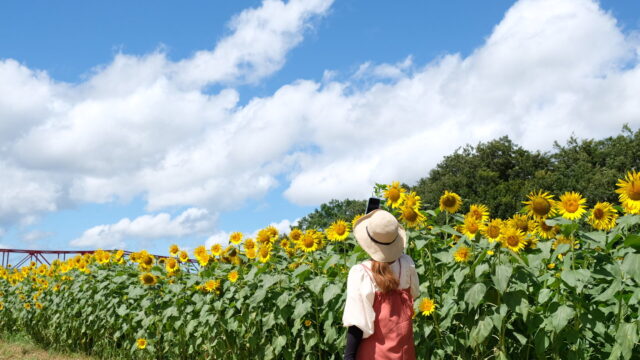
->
<box><xmin>70</xmin><ymin>208</ymin><xmax>216</xmax><ymax>248</ymax></box>
<box><xmin>0</xmin><ymin>0</ymin><xmax>639</xmax><ymax>243</ymax></box>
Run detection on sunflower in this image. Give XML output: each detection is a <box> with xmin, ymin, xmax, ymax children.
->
<box><xmin>557</xmin><ymin>191</ymin><xmax>587</xmax><ymax>220</ymax></box>
<box><xmin>522</xmin><ymin>190</ymin><xmax>556</xmax><ymax>219</ymax></box>
<box><xmin>534</xmin><ymin>219</ymin><xmax>559</xmax><ymax>240</ymax></box>
<box><xmin>304</xmin><ymin>320</ymin><xmax>313</xmax><ymax>327</ymax></box>
<box><xmin>326</xmin><ymin>220</ymin><xmax>351</xmax><ymax>241</ymax></box>
<box><xmin>616</xmin><ymin>170</ymin><xmax>640</xmax><ymax>213</ymax></box>
<box><xmin>35</xmin><ymin>302</ymin><xmax>43</xmax><ymax>310</ymax></box>
<box><xmin>418</xmin><ymin>298</ymin><xmax>436</xmax><ymax>316</ymax></box>
<box><xmin>194</xmin><ymin>246</ymin><xmax>210</xmax><ymax>266</ymax></box>
<box><xmin>139</xmin><ymin>255</ymin><xmax>155</xmax><ymax>271</ymax></box>
<box><xmin>439</xmin><ymin>191</ymin><xmax>462</xmax><ymax>213</ymax></box>
<box><xmin>24</xmin><ymin>303</ymin><xmax>31</xmax><ymax>310</ymax></box>
<box><xmin>401</xmin><ymin>191</ymin><xmax>422</xmax><ymax>210</ymax></box>
<box><xmin>139</xmin><ymin>273</ymin><xmax>157</xmax><ymax>286</ymax></box>
<box><xmin>114</xmin><ymin>250</ymin><xmax>125</xmax><ymax>263</ymax></box>
<box><xmin>507</xmin><ymin>214</ymin><xmax>535</xmax><ymax>235</ymax></box>
<box><xmin>165</xmin><ymin>258</ymin><xmax>179</xmax><ymax>274</ymax></box>
<box><xmin>136</xmin><ymin>338</ymin><xmax>147</xmax><ymax>350</ymax></box>
<box><xmin>210</xmin><ymin>244</ymin><xmax>223</xmax><ymax>257</ymax></box>
<box><xmin>588</xmin><ymin>202</ymin><xmax>618</xmax><ymax>231</ymax></box>
<box><xmin>384</xmin><ymin>181</ymin><xmax>406</xmax><ymax>208</ymax></box>
<box><xmin>200</xmin><ymin>254</ymin><xmax>211</xmax><ymax>266</ymax></box>
<box><xmin>203</xmin><ymin>279</ymin><xmax>221</xmax><ymax>293</ymax></box>
<box><xmin>467</xmin><ymin>204</ymin><xmax>490</xmax><ymax>222</ymax></box>
<box><xmin>453</xmin><ymin>246</ymin><xmax>472</xmax><ymax>263</ymax></box>
<box><xmin>245</xmin><ymin>248</ymin><xmax>257</xmax><ymax>260</ymax></box>
<box><xmin>77</xmin><ymin>260</ymin><xmax>87</xmax><ymax>272</ymax></box>
<box><xmin>0</xmin><ymin>302</ymin><xmax>4</xmax><ymax>311</ymax></box>
<box><xmin>169</xmin><ymin>244</ymin><xmax>179</xmax><ymax>257</ymax></box>
<box><xmin>351</xmin><ymin>214</ymin><xmax>365</xmax><ymax>228</ymax></box>
<box><xmin>229</xmin><ymin>232</ymin><xmax>243</xmax><ymax>245</ymax></box>
<box><xmin>288</xmin><ymin>229</ymin><xmax>302</xmax><ymax>243</ymax></box>
<box><xmin>622</xmin><ymin>200</ymin><xmax>639</xmax><ymax>215</ymax></box>
<box><xmin>228</xmin><ymin>270</ymin><xmax>239</xmax><ymax>283</ymax></box>
<box><xmin>298</xmin><ymin>230</ymin><xmax>320</xmax><ymax>253</ymax></box>
<box><xmin>178</xmin><ymin>251</ymin><xmax>189</xmax><ymax>263</ymax></box>
<box><xmin>552</xmin><ymin>235</ymin><xmax>579</xmax><ymax>251</ymax></box>
<box><xmin>398</xmin><ymin>205</ymin><xmax>426</xmax><ymax>229</ymax></box>
<box><xmin>258</xmin><ymin>246</ymin><xmax>271</xmax><ymax>263</ymax></box>
<box><xmin>482</xmin><ymin>219</ymin><xmax>503</xmax><ymax>243</ymax></box>
<box><xmin>224</xmin><ymin>245</ymin><xmax>238</xmax><ymax>258</ymax></box>
<box><xmin>500</xmin><ymin>226</ymin><xmax>526</xmax><ymax>253</ymax></box>
<box><xmin>460</xmin><ymin>215</ymin><xmax>484</xmax><ymax>239</ymax></box>
<box><xmin>257</xmin><ymin>226</ymin><xmax>278</xmax><ymax>245</ymax></box>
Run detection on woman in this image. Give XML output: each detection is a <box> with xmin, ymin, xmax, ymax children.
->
<box><xmin>343</xmin><ymin>209</ymin><xmax>420</xmax><ymax>360</ymax></box>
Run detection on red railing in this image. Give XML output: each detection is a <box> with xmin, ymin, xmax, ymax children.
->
<box><xmin>0</xmin><ymin>249</ymin><xmax>192</xmax><ymax>268</ymax></box>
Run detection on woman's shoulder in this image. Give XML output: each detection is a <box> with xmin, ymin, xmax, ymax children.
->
<box><xmin>349</xmin><ymin>261</ymin><xmax>372</xmax><ymax>274</ymax></box>
<box><xmin>399</xmin><ymin>253</ymin><xmax>416</xmax><ymax>266</ymax></box>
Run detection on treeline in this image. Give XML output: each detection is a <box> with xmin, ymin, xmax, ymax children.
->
<box><xmin>298</xmin><ymin>125</ymin><xmax>640</xmax><ymax>228</ymax></box>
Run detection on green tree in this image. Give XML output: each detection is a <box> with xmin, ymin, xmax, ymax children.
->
<box><xmin>296</xmin><ymin>199</ymin><xmax>367</xmax><ymax>230</ymax></box>
<box><xmin>539</xmin><ymin>125</ymin><xmax>640</xmax><ymax>205</ymax></box>
<box><xmin>411</xmin><ymin>136</ymin><xmax>551</xmax><ymax>218</ymax></box>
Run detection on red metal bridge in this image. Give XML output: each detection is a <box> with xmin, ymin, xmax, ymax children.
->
<box><xmin>0</xmin><ymin>248</ymin><xmax>189</xmax><ymax>268</ymax></box>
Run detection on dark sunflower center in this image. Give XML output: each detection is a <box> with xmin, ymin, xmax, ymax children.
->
<box><xmin>629</xmin><ymin>182</ymin><xmax>640</xmax><ymax>200</ymax></box>
<box><xmin>507</xmin><ymin>235</ymin><xmax>520</xmax><ymax>247</ymax></box>
<box><xmin>303</xmin><ymin>237</ymin><xmax>315</xmax><ymax>248</ymax></box>
<box><xmin>532</xmin><ymin>198</ymin><xmax>551</xmax><ymax>216</ymax></box>
<box><xmin>564</xmin><ymin>200</ymin><xmax>579</xmax><ymax>213</ymax></box>
<box><xmin>260</xmin><ymin>247</ymin><xmax>269</xmax><ymax>257</ymax></box>
<box><xmin>468</xmin><ymin>222</ymin><xmax>478</xmax><ymax>233</ymax></box>
<box><xmin>388</xmin><ymin>188</ymin><xmax>400</xmax><ymax>202</ymax></box>
<box><xmin>443</xmin><ymin>196</ymin><xmax>456</xmax><ymax>207</ymax></box>
<box><xmin>594</xmin><ymin>208</ymin><xmax>605</xmax><ymax>220</ymax></box>
<box><xmin>540</xmin><ymin>222</ymin><xmax>553</xmax><ymax>232</ymax></box>
<box><xmin>404</xmin><ymin>208</ymin><xmax>418</xmax><ymax>222</ymax></box>
<box><xmin>335</xmin><ymin>224</ymin><xmax>346</xmax><ymax>235</ymax></box>
<box><xmin>488</xmin><ymin>225</ymin><xmax>500</xmax><ymax>238</ymax></box>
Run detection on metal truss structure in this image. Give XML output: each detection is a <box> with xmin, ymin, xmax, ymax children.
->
<box><xmin>0</xmin><ymin>249</ymin><xmax>195</xmax><ymax>268</ymax></box>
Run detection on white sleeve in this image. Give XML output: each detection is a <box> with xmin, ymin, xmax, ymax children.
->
<box><xmin>342</xmin><ymin>264</ymin><xmax>376</xmax><ymax>338</ymax></box>
<box><xmin>406</xmin><ymin>255</ymin><xmax>420</xmax><ymax>299</ymax></box>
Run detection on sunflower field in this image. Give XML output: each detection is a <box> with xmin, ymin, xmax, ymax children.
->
<box><xmin>1</xmin><ymin>171</ymin><xmax>640</xmax><ymax>359</ymax></box>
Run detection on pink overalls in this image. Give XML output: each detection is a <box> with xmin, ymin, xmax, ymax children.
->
<box><xmin>357</xmin><ymin>260</ymin><xmax>416</xmax><ymax>360</ymax></box>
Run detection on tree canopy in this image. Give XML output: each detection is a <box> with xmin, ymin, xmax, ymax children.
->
<box><xmin>297</xmin><ymin>126</ymin><xmax>640</xmax><ymax>226</ymax></box>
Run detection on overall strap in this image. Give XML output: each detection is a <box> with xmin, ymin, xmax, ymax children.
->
<box><xmin>398</xmin><ymin>256</ymin><xmax>402</xmax><ymax>279</ymax></box>
<box><xmin>360</xmin><ymin>263</ymin><xmax>374</xmax><ymax>282</ymax></box>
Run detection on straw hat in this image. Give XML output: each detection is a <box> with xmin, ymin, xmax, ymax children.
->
<box><xmin>353</xmin><ymin>209</ymin><xmax>407</xmax><ymax>262</ymax></box>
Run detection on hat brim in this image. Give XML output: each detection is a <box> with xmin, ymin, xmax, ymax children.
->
<box><xmin>353</xmin><ymin>209</ymin><xmax>407</xmax><ymax>262</ymax></box>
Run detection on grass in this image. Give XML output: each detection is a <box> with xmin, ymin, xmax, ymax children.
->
<box><xmin>0</xmin><ymin>333</ymin><xmax>93</xmax><ymax>360</ymax></box>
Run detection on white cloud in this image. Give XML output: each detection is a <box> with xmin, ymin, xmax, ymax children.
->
<box><xmin>205</xmin><ymin>231</ymin><xmax>230</xmax><ymax>248</ymax></box>
<box><xmin>1</xmin><ymin>0</ymin><xmax>640</xmax><ymax>238</ymax></box>
<box><xmin>21</xmin><ymin>230</ymin><xmax>53</xmax><ymax>243</ymax></box>
<box><xmin>174</xmin><ymin>0</ymin><xmax>334</xmax><ymax>87</ymax></box>
<box><xmin>0</xmin><ymin>0</ymin><xmax>334</xmax><ymax>227</ymax></box>
<box><xmin>70</xmin><ymin>208</ymin><xmax>216</xmax><ymax>248</ymax></box>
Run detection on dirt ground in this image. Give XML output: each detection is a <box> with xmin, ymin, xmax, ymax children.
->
<box><xmin>0</xmin><ymin>337</ymin><xmax>92</xmax><ymax>360</ymax></box>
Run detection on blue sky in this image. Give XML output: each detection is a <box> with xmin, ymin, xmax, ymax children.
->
<box><xmin>0</xmin><ymin>0</ymin><xmax>639</xmax><ymax>257</ymax></box>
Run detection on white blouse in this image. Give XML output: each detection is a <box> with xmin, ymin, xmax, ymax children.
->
<box><xmin>342</xmin><ymin>254</ymin><xmax>420</xmax><ymax>338</ymax></box>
